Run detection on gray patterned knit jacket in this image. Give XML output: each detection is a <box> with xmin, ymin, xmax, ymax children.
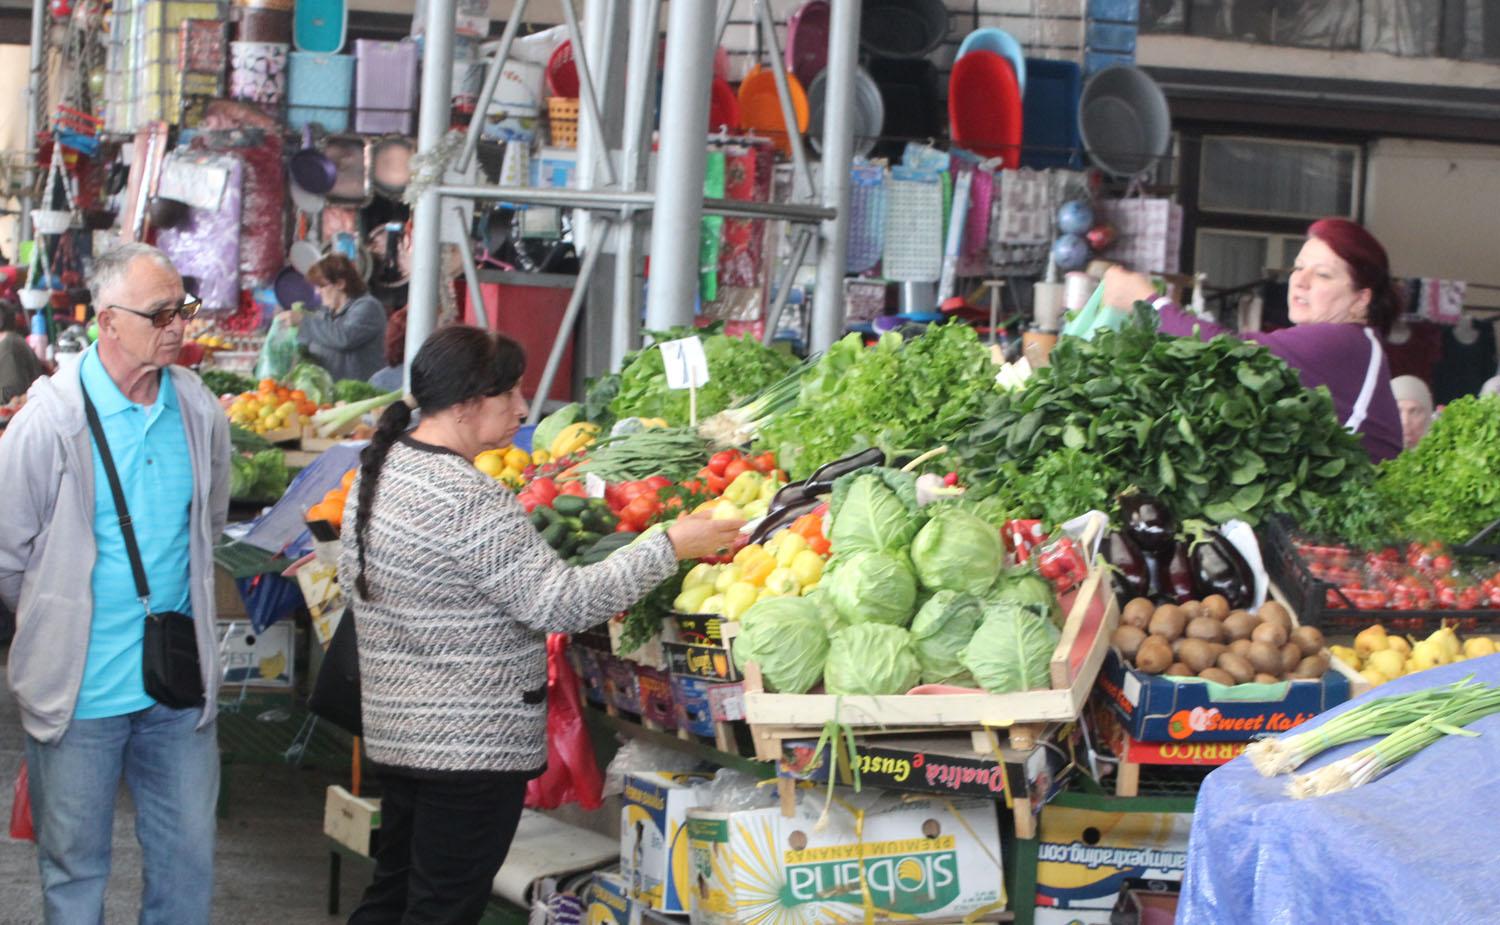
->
<box><xmin>338</xmin><ymin>437</ymin><xmax>678</xmax><ymax>773</ymax></box>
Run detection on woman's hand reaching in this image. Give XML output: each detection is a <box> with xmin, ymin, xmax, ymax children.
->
<box><xmin>1101</xmin><ymin>265</ymin><xmax>1159</xmax><ymax>311</ymax></box>
<box><xmin>666</xmin><ymin>510</ymin><xmax>747</xmax><ymax>561</ymax></box>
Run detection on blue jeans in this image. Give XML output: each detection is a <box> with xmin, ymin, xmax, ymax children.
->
<box><xmin>25</xmin><ymin>703</ymin><xmax>219</xmax><ymax>925</ymax></box>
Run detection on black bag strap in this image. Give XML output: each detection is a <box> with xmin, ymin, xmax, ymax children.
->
<box><xmin>81</xmin><ymin>383</ymin><xmax>154</xmax><ymax>616</ymax></box>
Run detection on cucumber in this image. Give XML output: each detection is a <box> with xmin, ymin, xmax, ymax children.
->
<box><xmin>528</xmin><ymin>510</ymin><xmax>549</xmax><ymax>530</ymax></box>
<box><xmin>580</xmin><ymin>509</ymin><xmax>613</xmax><ymax>533</ymax></box>
<box><xmin>577</xmin><ymin>532</ymin><xmax>638</xmax><ymax>565</ymax></box>
<box><xmin>540</xmin><ymin>522</ymin><xmax>570</xmax><ymax>549</ymax></box>
<box><xmin>553</xmin><ymin>495</ymin><xmax>589</xmax><ymax>516</ymax></box>
<box><xmin>574</xmin><ymin>530</ymin><xmax>602</xmax><ymax>547</ymax></box>
<box><xmin>533</xmin><ymin>505</ymin><xmax>562</xmax><ymax>526</ymax></box>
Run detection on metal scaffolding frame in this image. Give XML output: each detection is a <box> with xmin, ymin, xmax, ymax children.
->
<box><xmin>406</xmin><ymin>0</ymin><xmax>861</xmax><ymax>420</ymax></box>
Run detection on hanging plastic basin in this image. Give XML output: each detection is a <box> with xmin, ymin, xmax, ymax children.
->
<box><xmin>546</xmin><ymin>40</ymin><xmax>579</xmax><ymax>98</ymax></box>
<box><xmin>860</xmin><ymin>0</ymin><xmax>948</xmax><ymax>59</ymax></box>
<box><xmin>1078</xmin><ymin>65</ymin><xmax>1171</xmax><ymax>177</ymax></box>
<box><xmin>948</xmin><ymin>50</ymin><xmax>1023</xmax><ymax>167</ymax></box>
<box><xmin>31</xmin><ymin>209</ymin><xmax>72</xmax><ymax>235</ymax></box>
<box><xmin>956</xmin><ymin>28</ymin><xmax>1026</xmax><ymax>94</ymax></box>
<box><xmin>708</xmin><ymin>76</ymin><xmax>740</xmax><ymax>132</ymax></box>
<box><xmin>18</xmin><ymin>288</ymin><xmax>51</xmax><ymax>310</ymax></box>
<box><xmin>807</xmin><ymin>67</ymin><xmax>884</xmax><ymax>158</ymax></box>
<box><xmin>737</xmin><ymin>66</ymin><xmax>809</xmax><ymax>155</ymax></box>
<box><xmin>784</xmin><ymin>0</ymin><xmax>830</xmax><ymax>87</ymax></box>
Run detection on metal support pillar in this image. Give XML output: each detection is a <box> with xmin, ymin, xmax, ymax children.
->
<box><xmin>643</xmin><ymin>0</ymin><xmax>716</xmax><ymax>330</ymax></box>
<box><xmin>404</xmin><ymin>0</ymin><xmax>456</xmax><ymax>386</ymax></box>
<box><xmin>528</xmin><ymin>223</ymin><xmax>610</xmax><ymax>424</ymax></box>
<box><xmin>611</xmin><ymin>0</ymin><xmax>662</xmax><ymax>370</ymax></box>
<box><xmin>810</xmin><ymin>0</ymin><xmax>861</xmax><ymax>353</ymax></box>
<box><xmin>21</xmin><ymin>0</ymin><xmax>47</xmax><ymax>243</ymax></box>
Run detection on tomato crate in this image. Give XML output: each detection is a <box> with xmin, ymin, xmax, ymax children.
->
<box><xmin>1259</xmin><ymin>516</ymin><xmax>1500</xmax><ymax>635</ymax></box>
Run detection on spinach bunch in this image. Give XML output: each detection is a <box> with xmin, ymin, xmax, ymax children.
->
<box><xmin>954</xmin><ymin>307</ymin><xmax>1371</xmax><ymax>526</ymax></box>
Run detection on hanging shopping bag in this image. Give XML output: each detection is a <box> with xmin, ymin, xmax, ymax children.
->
<box><xmin>10</xmin><ymin>759</ymin><xmax>34</xmax><ymax>842</ymax></box>
<box><xmin>525</xmin><ymin>634</ymin><xmax>604</xmax><ymax>811</ymax></box>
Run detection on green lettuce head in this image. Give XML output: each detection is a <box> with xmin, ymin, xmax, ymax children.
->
<box><xmin>910</xmin><ymin>506</ymin><xmax>1005</xmax><ymax>595</ymax></box>
<box><xmin>960</xmin><ymin>601</ymin><xmax>1060</xmax><ymax>694</ymax></box>
<box><xmin>732</xmin><ymin>596</ymin><xmax>829</xmax><ymax>693</ymax></box>
<box><xmin>825</xmin><ymin>551</ymin><xmax>918</xmax><ymax>627</ymax></box>
<box><xmin>824</xmin><ymin>623</ymin><xmax>921</xmax><ymax>695</ymax></box>
<box><xmin>909</xmin><ymin>590</ymin><xmax>984</xmax><ymax>685</ymax></box>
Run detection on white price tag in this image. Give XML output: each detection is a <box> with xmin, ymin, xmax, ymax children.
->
<box><xmin>585</xmin><ymin>473</ymin><xmax>607</xmax><ymax>499</ymax></box>
<box><xmin>659</xmin><ymin>336</ymin><xmax>711</xmax><ymax>390</ymax></box>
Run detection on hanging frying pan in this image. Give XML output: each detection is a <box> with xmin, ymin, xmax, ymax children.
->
<box><xmin>289</xmin><ymin>127</ymin><xmax>337</xmax><ymax>195</ymax></box>
<box><xmin>949</xmin><ymin>50</ymin><xmax>1022</xmax><ymax>167</ymax></box>
<box><xmin>273</xmin><ymin>265</ymin><xmax>319</xmax><ymax>309</ymax></box>
<box><xmin>370</xmin><ymin>136</ymin><xmax>415</xmax><ymax>200</ymax></box>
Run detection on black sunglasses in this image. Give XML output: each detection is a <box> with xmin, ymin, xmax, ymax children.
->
<box><xmin>107</xmin><ymin>295</ymin><xmax>202</xmax><ymax>328</ymax></box>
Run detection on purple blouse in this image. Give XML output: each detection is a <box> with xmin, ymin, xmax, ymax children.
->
<box><xmin>1155</xmin><ymin>303</ymin><xmax>1402</xmax><ymax>462</ymax></box>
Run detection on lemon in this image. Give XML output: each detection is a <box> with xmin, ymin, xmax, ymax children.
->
<box><xmin>504</xmin><ymin>447</ymin><xmax>530</xmax><ymax>471</ymax></box>
<box><xmin>475</xmin><ymin>454</ymin><xmax>505</xmax><ymax>477</ymax></box>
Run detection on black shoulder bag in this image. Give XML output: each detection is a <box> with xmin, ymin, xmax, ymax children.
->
<box><xmin>308</xmin><ymin>606</ymin><xmax>362</xmax><ymax>736</ymax></box>
<box><xmin>82</xmin><ymin>384</ymin><xmax>205</xmax><ymax>710</ymax></box>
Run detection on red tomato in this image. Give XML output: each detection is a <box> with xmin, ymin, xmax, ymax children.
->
<box><xmin>622</xmin><ymin>494</ymin><xmax>659</xmax><ymax>528</ymax></box>
<box><xmin>529</xmin><ymin>477</ymin><xmax>559</xmax><ymax>505</ymax></box>
<box><xmin>722</xmin><ymin>458</ymin><xmax>751</xmax><ymax>481</ymax></box>
<box><xmin>708</xmin><ymin>450</ymin><xmax>740</xmax><ymax>477</ymax></box>
<box><xmin>749</xmin><ymin>452</ymin><xmax>777</xmax><ymax>473</ymax></box>
<box><xmin>644</xmin><ymin>475</ymin><xmax>673</xmax><ymax>491</ymax></box>
<box><xmin>557</xmin><ymin>481</ymin><xmax>587</xmax><ymax>498</ymax></box>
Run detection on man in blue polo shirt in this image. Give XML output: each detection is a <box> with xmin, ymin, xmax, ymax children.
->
<box><xmin>0</xmin><ymin>243</ymin><xmax>231</xmax><ymax>923</ymax></box>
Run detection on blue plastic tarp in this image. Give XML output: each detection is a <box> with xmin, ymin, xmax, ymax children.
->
<box><xmin>1178</xmin><ymin>653</ymin><xmax>1500</xmax><ymax>924</ymax></box>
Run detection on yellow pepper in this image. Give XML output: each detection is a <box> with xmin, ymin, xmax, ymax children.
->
<box><xmin>722</xmin><ymin>471</ymin><xmax>765</xmax><ymax>507</ymax></box>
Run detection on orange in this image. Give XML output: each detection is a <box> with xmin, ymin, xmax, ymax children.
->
<box><xmin>289</xmin><ymin>389</ymin><xmax>307</xmax><ymax>402</ymax></box>
<box><xmin>341</xmin><ymin>469</ymin><xmax>357</xmax><ymax>490</ymax></box>
<box><xmin>258</xmin><ymin>378</ymin><xmax>276</xmax><ymax>392</ymax></box>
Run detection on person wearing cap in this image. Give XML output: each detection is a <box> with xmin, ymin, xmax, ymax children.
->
<box><xmin>1102</xmin><ymin>218</ymin><xmax>1403</xmax><ymax>461</ymax></box>
<box><xmin>1390</xmin><ymin>375</ymin><xmax>1434</xmax><ymax>450</ymax></box>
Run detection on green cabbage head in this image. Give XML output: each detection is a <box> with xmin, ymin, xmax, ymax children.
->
<box><xmin>825</xmin><ymin>551</ymin><xmax>917</xmax><ymax>627</ymax></box>
<box><xmin>909</xmin><ymin>590</ymin><xmax>984</xmax><ymax>685</ymax></box>
<box><xmin>960</xmin><ymin>601</ymin><xmax>1060</xmax><ymax>694</ymax></box>
<box><xmin>910</xmin><ymin>507</ymin><xmax>1005</xmax><ymax>595</ymax></box>
<box><xmin>824</xmin><ymin>624</ymin><xmax>921</xmax><ymax>695</ymax></box>
<box><xmin>732</xmin><ymin>597</ymin><xmax>829</xmax><ymax>693</ymax></box>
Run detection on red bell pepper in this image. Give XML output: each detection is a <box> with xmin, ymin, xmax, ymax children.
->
<box><xmin>528</xmin><ymin>477</ymin><xmax>560</xmax><ymax>506</ymax></box>
<box><xmin>557</xmin><ymin>480</ymin><xmax>587</xmax><ymax>498</ymax></box>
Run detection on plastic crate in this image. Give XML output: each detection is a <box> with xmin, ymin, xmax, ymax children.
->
<box><xmin>1088</xmin><ymin>0</ymin><xmax>1140</xmax><ymax>23</ymax></box>
<box><xmin>1260</xmin><ymin>516</ymin><xmax>1500</xmax><ymax>634</ymax></box>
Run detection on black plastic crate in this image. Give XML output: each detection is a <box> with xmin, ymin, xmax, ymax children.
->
<box><xmin>1259</xmin><ymin>516</ymin><xmax>1500</xmax><ymax>635</ymax></box>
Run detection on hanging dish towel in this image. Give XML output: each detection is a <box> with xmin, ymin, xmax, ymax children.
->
<box><xmin>883</xmin><ymin>166</ymin><xmax>944</xmax><ymax>282</ymax></box>
<box><xmin>846</xmin><ymin>164</ymin><xmax>886</xmax><ymax>274</ymax></box>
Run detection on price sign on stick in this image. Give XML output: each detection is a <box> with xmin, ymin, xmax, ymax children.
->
<box><xmin>659</xmin><ymin>336</ymin><xmax>711</xmax><ymax>426</ymax></box>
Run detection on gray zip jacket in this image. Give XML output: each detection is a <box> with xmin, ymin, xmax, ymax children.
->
<box><xmin>0</xmin><ymin>361</ymin><xmax>231</xmax><ymax>742</ymax></box>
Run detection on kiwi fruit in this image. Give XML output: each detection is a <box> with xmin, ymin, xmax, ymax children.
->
<box><xmin>1251</xmin><ymin>621</ymin><xmax>1289</xmax><ymax>648</ymax></box>
<box><xmin>1293</xmin><ymin>654</ymin><xmax>1331</xmax><ymax>679</ymax></box>
<box><xmin>1228</xmin><ymin>638</ymin><xmax>1254</xmax><ymax>658</ymax></box>
<box><xmin>1253</xmin><ymin>672</ymin><xmax>1281</xmax><ymax>684</ymax></box>
<box><xmin>1186</xmin><ymin>616</ymin><xmax>1224</xmax><ymax>643</ymax></box>
<box><xmin>1259</xmin><ymin>600</ymin><xmax>1293</xmax><ymax>630</ymax></box>
<box><xmin>1247</xmin><ymin>641</ymin><xmax>1283</xmax><ymax>675</ymax></box>
<box><xmin>1111</xmin><ymin>626</ymin><xmax>1147</xmax><ymax>661</ymax></box>
<box><xmin>1201</xmin><ymin>594</ymin><xmax>1230</xmax><ymax>621</ymax></box>
<box><xmin>1148</xmin><ymin>604</ymin><xmax>1187</xmax><ymax>641</ymax></box>
<box><xmin>1291</xmin><ymin>626</ymin><xmax>1326</xmax><ymax>659</ymax></box>
<box><xmin>1121</xmin><ymin>597</ymin><xmax>1155</xmax><ymax>629</ymax></box>
<box><xmin>1280</xmin><ymin>642</ymin><xmax>1303</xmax><ymax>674</ymax></box>
<box><xmin>1199</xmin><ymin>667</ymin><xmax>1236</xmax><ymax>685</ymax></box>
<box><xmin>1222</xmin><ymin>610</ymin><xmax>1260</xmax><ymax>642</ymax></box>
<box><xmin>1177</xmin><ymin>638</ymin><xmax>1216</xmax><ymax>674</ymax></box>
<box><xmin>1166</xmin><ymin>662</ymin><xmax>1193</xmax><ymax>677</ymax></box>
<box><xmin>1217</xmin><ymin>652</ymin><xmax>1255</xmax><ymax>684</ymax></box>
<box><xmin>1135</xmin><ymin>636</ymin><xmax>1174</xmax><ymax>674</ymax></box>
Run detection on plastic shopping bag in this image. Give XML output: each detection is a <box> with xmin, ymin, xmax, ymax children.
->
<box><xmin>9</xmin><ymin>759</ymin><xmax>34</xmax><ymax>842</ymax></box>
<box><xmin>525</xmin><ymin>634</ymin><xmax>604</xmax><ymax>811</ymax></box>
<box><xmin>254</xmin><ymin>310</ymin><xmax>301</xmax><ymax>382</ymax></box>
<box><xmin>1060</xmin><ymin>280</ymin><xmax>1131</xmax><ymax>341</ymax></box>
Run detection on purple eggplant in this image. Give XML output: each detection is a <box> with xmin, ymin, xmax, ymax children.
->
<box><xmin>1120</xmin><ymin>493</ymin><xmax>1177</xmax><ymax>554</ymax></box>
<box><xmin>1191</xmin><ymin>532</ymin><xmax>1253</xmax><ymax>609</ymax></box>
<box><xmin>1105</xmin><ymin>531</ymin><xmax>1151</xmax><ymax>600</ymax></box>
<box><xmin>1158</xmin><ymin>541</ymin><xmax>1196</xmax><ymax>604</ymax></box>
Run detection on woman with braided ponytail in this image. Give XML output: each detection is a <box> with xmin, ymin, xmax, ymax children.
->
<box><xmin>339</xmin><ymin>326</ymin><xmax>743</xmax><ymax>924</ymax></box>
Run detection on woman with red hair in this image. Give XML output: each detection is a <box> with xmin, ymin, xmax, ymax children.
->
<box><xmin>1102</xmin><ymin>218</ymin><xmax>1403</xmax><ymax>461</ymax></box>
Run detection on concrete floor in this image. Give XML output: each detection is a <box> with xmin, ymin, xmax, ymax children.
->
<box><xmin>0</xmin><ymin>656</ymin><xmax>370</xmax><ymax>924</ymax></box>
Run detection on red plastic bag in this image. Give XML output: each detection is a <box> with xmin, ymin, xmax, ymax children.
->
<box><xmin>10</xmin><ymin>758</ymin><xmax>34</xmax><ymax>842</ymax></box>
<box><xmin>525</xmin><ymin>634</ymin><xmax>604</xmax><ymax>811</ymax></box>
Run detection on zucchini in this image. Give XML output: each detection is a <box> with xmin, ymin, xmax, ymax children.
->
<box><xmin>577</xmin><ymin>532</ymin><xmax>638</xmax><ymax>565</ymax></box>
<box><xmin>553</xmin><ymin>495</ymin><xmax>589</xmax><ymax>517</ymax></box>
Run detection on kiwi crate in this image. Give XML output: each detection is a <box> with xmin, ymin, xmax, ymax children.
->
<box><xmin>1260</xmin><ymin>515</ymin><xmax>1500</xmax><ymax>635</ymax></box>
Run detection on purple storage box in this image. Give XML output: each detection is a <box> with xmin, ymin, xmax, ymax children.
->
<box><xmin>354</xmin><ymin>39</ymin><xmax>418</xmax><ymax>133</ymax></box>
